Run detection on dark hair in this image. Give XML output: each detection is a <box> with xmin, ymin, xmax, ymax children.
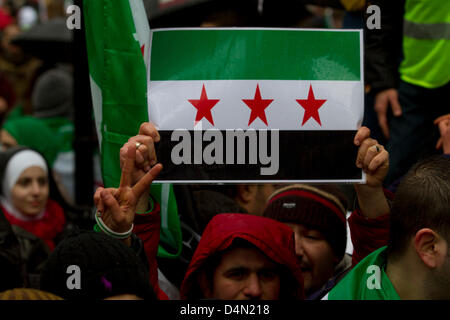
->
<box><xmin>387</xmin><ymin>156</ymin><xmax>450</xmax><ymax>261</ymax></box>
<box><xmin>40</xmin><ymin>230</ymin><xmax>156</xmax><ymax>300</ymax></box>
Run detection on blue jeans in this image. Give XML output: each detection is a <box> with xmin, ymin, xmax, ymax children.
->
<box><xmin>385</xmin><ymin>80</ymin><xmax>449</xmax><ymax>186</ymax></box>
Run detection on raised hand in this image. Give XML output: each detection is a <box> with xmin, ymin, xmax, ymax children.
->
<box><xmin>374</xmin><ymin>88</ymin><xmax>402</xmax><ymax>139</ymax></box>
<box><xmin>354</xmin><ymin>126</ymin><xmax>389</xmax><ymax>188</ymax></box>
<box><xmin>434</xmin><ymin>114</ymin><xmax>450</xmax><ymax>154</ymax></box>
<box><xmin>94</xmin><ymin>145</ymin><xmax>163</xmax><ymax>235</ymax></box>
<box><xmin>353</xmin><ymin>126</ymin><xmax>390</xmax><ymax>218</ymax></box>
<box><xmin>119</xmin><ymin>122</ymin><xmax>160</xmax><ymax>186</ymax></box>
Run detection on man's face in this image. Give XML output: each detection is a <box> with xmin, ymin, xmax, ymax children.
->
<box><xmin>207</xmin><ymin>246</ymin><xmax>281</xmax><ymax>300</ymax></box>
<box><xmin>285</xmin><ymin>222</ymin><xmax>337</xmax><ymax>296</ymax></box>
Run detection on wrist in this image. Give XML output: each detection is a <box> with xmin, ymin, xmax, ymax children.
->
<box><xmin>94</xmin><ymin>211</ymin><xmax>134</xmax><ymax>239</ymax></box>
<box><xmin>354</xmin><ymin>183</ymin><xmax>382</xmax><ymax>192</ymax></box>
<box><xmin>353</xmin><ymin>184</ymin><xmax>389</xmax><ymax>219</ymax></box>
<box><xmin>136</xmin><ymin>191</ymin><xmax>150</xmax><ymax>212</ymax></box>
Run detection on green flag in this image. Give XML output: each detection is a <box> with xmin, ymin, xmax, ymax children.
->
<box><xmin>83</xmin><ymin>0</ymin><xmax>182</xmax><ymax>258</ymax></box>
<box><xmin>325</xmin><ymin>246</ymin><xmax>401</xmax><ymax>300</ymax></box>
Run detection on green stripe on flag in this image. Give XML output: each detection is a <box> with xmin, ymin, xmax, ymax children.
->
<box><xmin>84</xmin><ymin>0</ymin><xmax>182</xmax><ymax>259</ymax></box>
<box><xmin>84</xmin><ymin>0</ymin><xmax>148</xmax><ymax>187</ymax></box>
<box><xmin>150</xmin><ymin>29</ymin><xmax>361</xmax><ymax>81</ymax></box>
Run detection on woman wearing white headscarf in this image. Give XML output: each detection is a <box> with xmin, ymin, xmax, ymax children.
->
<box><xmin>0</xmin><ymin>146</ymin><xmax>65</xmax><ymax>250</ymax></box>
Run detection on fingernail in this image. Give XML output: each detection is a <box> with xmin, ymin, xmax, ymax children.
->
<box><xmin>355</xmin><ymin>139</ymin><xmax>360</xmax><ymax>146</ymax></box>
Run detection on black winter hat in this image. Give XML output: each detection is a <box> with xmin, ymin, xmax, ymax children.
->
<box><xmin>263</xmin><ymin>184</ymin><xmax>348</xmax><ymax>261</ymax></box>
<box><xmin>40</xmin><ymin>230</ymin><xmax>155</xmax><ymax>300</ymax></box>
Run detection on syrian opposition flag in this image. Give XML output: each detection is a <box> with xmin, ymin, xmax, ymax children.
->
<box><xmin>148</xmin><ymin>28</ymin><xmax>364</xmax><ymax>183</ymax></box>
<box><xmin>83</xmin><ymin>0</ymin><xmax>182</xmax><ymax>259</ymax></box>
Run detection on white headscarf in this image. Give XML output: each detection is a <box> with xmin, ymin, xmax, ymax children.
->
<box><xmin>1</xmin><ymin>149</ymin><xmax>48</xmax><ymax>221</ymax></box>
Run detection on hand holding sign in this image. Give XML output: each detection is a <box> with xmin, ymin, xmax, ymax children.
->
<box><xmin>353</xmin><ymin>126</ymin><xmax>390</xmax><ymax>219</ymax></box>
<box><xmin>354</xmin><ymin>126</ymin><xmax>389</xmax><ymax>188</ymax></box>
<box><xmin>94</xmin><ymin>145</ymin><xmax>163</xmax><ymax>242</ymax></box>
<box><xmin>119</xmin><ymin>122</ymin><xmax>160</xmax><ymax>186</ymax></box>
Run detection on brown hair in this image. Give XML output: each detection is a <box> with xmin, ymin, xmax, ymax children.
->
<box><xmin>387</xmin><ymin>156</ymin><xmax>450</xmax><ymax>261</ymax></box>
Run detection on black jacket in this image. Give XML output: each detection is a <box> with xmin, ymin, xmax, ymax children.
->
<box><xmin>364</xmin><ymin>0</ymin><xmax>405</xmax><ymax>93</ymax></box>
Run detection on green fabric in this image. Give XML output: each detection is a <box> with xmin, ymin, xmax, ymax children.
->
<box><xmin>400</xmin><ymin>0</ymin><xmax>450</xmax><ymax>88</ymax></box>
<box><xmin>404</xmin><ymin>0</ymin><xmax>450</xmax><ymax>24</ymax></box>
<box><xmin>2</xmin><ymin>116</ymin><xmax>62</xmax><ymax>167</ymax></box>
<box><xmin>150</xmin><ymin>29</ymin><xmax>361</xmax><ymax>81</ymax></box>
<box><xmin>151</xmin><ymin>183</ymin><xmax>182</xmax><ymax>258</ymax></box>
<box><xmin>83</xmin><ymin>0</ymin><xmax>182</xmax><ymax>258</ymax></box>
<box><xmin>5</xmin><ymin>104</ymin><xmax>24</xmax><ymax>121</ymax></box>
<box><xmin>40</xmin><ymin>117</ymin><xmax>74</xmax><ymax>152</ymax></box>
<box><xmin>327</xmin><ymin>246</ymin><xmax>401</xmax><ymax>300</ymax></box>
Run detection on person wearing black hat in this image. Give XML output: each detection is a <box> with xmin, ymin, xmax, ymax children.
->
<box><xmin>40</xmin><ymin>230</ymin><xmax>156</xmax><ymax>300</ymax></box>
<box><xmin>263</xmin><ymin>184</ymin><xmax>351</xmax><ymax>299</ymax></box>
<box><xmin>263</xmin><ymin>126</ymin><xmax>391</xmax><ymax>299</ymax></box>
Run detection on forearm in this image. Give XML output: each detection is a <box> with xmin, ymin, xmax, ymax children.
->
<box><xmin>354</xmin><ymin>184</ymin><xmax>390</xmax><ymax>219</ymax></box>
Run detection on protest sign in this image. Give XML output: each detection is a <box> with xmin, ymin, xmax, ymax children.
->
<box><xmin>148</xmin><ymin>28</ymin><xmax>364</xmax><ymax>183</ymax></box>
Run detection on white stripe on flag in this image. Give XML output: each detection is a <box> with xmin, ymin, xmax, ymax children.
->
<box><xmin>89</xmin><ymin>75</ymin><xmax>103</xmax><ymax>148</ymax></box>
<box><xmin>148</xmin><ymin>80</ymin><xmax>363</xmax><ymax>130</ymax></box>
<box><xmin>161</xmin><ymin>183</ymin><xmax>177</xmax><ymax>246</ymax></box>
<box><xmin>161</xmin><ymin>184</ymin><xmax>169</xmax><ymax>230</ymax></box>
<box><xmin>129</xmin><ymin>0</ymin><xmax>150</xmax><ymax>70</ymax></box>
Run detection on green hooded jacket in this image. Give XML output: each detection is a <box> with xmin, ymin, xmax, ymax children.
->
<box><xmin>2</xmin><ymin>116</ymin><xmax>62</xmax><ymax>168</ymax></box>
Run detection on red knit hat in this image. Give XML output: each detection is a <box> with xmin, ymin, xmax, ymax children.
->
<box><xmin>263</xmin><ymin>184</ymin><xmax>348</xmax><ymax>260</ymax></box>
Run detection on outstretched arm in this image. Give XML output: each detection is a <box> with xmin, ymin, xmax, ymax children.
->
<box><xmin>93</xmin><ymin>126</ymin><xmax>168</xmax><ymax>299</ymax></box>
<box><xmin>350</xmin><ymin>126</ymin><xmax>391</xmax><ymax>265</ymax></box>
<box><xmin>353</xmin><ymin>126</ymin><xmax>390</xmax><ymax>219</ymax></box>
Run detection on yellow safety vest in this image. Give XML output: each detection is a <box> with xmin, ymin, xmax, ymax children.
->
<box><xmin>399</xmin><ymin>0</ymin><xmax>450</xmax><ymax>88</ymax></box>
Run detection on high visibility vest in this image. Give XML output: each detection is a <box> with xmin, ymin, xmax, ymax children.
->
<box><xmin>399</xmin><ymin>0</ymin><xmax>450</xmax><ymax>88</ymax></box>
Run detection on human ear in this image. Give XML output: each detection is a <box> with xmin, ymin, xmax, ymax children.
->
<box><xmin>414</xmin><ymin>228</ymin><xmax>447</xmax><ymax>268</ymax></box>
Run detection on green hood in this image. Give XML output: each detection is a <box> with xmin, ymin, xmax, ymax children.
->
<box><xmin>2</xmin><ymin>116</ymin><xmax>62</xmax><ymax>167</ymax></box>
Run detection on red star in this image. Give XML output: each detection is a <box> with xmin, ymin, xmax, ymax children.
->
<box><xmin>188</xmin><ymin>84</ymin><xmax>220</xmax><ymax>126</ymax></box>
<box><xmin>242</xmin><ymin>84</ymin><xmax>274</xmax><ymax>126</ymax></box>
<box><xmin>296</xmin><ymin>85</ymin><xmax>327</xmax><ymax>126</ymax></box>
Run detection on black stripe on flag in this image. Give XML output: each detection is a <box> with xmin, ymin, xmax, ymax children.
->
<box><xmin>154</xmin><ymin>130</ymin><xmax>362</xmax><ymax>182</ymax></box>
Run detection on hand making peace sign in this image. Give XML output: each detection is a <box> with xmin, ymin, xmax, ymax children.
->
<box><xmin>93</xmin><ymin>144</ymin><xmax>163</xmax><ymax>239</ymax></box>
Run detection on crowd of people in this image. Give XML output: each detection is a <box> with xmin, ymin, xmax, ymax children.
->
<box><xmin>0</xmin><ymin>0</ymin><xmax>449</xmax><ymax>301</ymax></box>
